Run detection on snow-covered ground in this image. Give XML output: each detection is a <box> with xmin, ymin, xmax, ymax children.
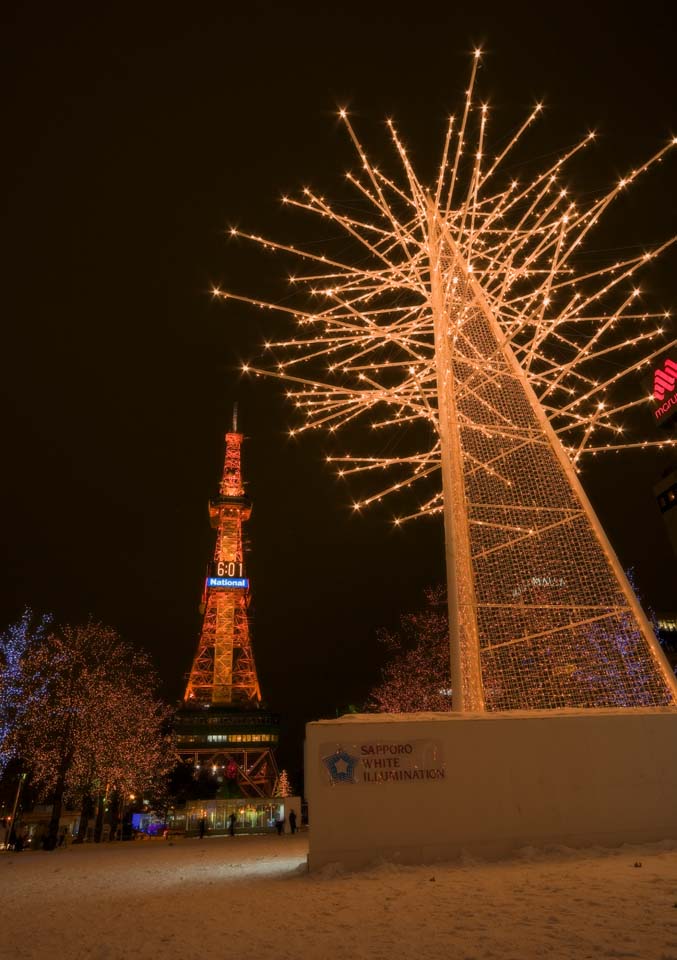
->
<box><xmin>3</xmin><ymin>833</ymin><xmax>676</xmax><ymax>959</ymax></box>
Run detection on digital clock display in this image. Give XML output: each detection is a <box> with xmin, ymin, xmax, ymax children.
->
<box><xmin>210</xmin><ymin>560</ymin><xmax>246</xmax><ymax>578</ymax></box>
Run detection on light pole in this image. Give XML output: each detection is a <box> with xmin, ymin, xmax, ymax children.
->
<box><xmin>5</xmin><ymin>772</ymin><xmax>27</xmax><ymax>851</ymax></box>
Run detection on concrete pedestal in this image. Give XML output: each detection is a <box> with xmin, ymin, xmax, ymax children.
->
<box><xmin>305</xmin><ymin>708</ymin><xmax>677</xmax><ymax>870</ymax></box>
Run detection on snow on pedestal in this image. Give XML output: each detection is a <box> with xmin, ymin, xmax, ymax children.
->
<box><xmin>305</xmin><ymin>708</ymin><xmax>677</xmax><ymax>870</ymax></box>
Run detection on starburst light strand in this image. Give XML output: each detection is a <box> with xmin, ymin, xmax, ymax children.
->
<box><xmin>215</xmin><ymin>53</ymin><xmax>677</xmax><ymax>712</ymax></box>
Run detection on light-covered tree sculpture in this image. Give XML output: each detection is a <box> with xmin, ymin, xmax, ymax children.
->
<box><xmin>274</xmin><ymin>769</ymin><xmax>293</xmax><ymax>798</ymax></box>
<box><xmin>215</xmin><ymin>52</ymin><xmax>677</xmax><ymax>712</ymax></box>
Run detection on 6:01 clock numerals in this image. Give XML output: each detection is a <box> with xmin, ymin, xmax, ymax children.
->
<box><xmin>211</xmin><ymin>560</ymin><xmax>245</xmax><ymax>578</ymax></box>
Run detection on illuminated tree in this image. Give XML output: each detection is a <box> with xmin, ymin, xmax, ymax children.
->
<box><xmin>274</xmin><ymin>769</ymin><xmax>292</xmax><ymax>798</ymax></box>
<box><xmin>13</xmin><ymin>621</ymin><xmax>173</xmax><ymax>849</ymax></box>
<box><xmin>216</xmin><ymin>52</ymin><xmax>677</xmax><ymax>712</ymax></box>
<box><xmin>0</xmin><ymin>610</ymin><xmax>50</xmax><ymax>776</ymax></box>
<box><xmin>368</xmin><ymin>588</ymin><xmax>451</xmax><ymax>713</ymax></box>
<box><xmin>72</xmin><ymin>671</ymin><xmax>175</xmax><ymax>842</ymax></box>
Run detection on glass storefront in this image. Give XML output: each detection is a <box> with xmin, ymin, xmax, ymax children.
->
<box><xmin>185</xmin><ymin>798</ymin><xmax>285</xmax><ymax>834</ymax></box>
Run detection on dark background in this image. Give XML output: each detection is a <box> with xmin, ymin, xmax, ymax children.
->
<box><xmin>3</xmin><ymin>1</ymin><xmax>676</xmax><ymax>781</ymax></box>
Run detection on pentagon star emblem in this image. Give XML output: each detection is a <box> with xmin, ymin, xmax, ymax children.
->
<box><xmin>322</xmin><ymin>748</ymin><xmax>359</xmax><ymax>784</ymax></box>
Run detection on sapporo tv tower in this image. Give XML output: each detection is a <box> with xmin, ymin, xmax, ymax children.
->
<box><xmin>175</xmin><ymin>405</ymin><xmax>280</xmax><ymax>797</ymax></box>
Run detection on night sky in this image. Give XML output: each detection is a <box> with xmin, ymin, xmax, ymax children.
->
<box><xmin>3</xmin><ymin>2</ymin><xmax>676</xmax><ymax>776</ymax></box>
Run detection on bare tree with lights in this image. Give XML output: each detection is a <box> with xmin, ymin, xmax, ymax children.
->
<box><xmin>215</xmin><ymin>52</ymin><xmax>677</xmax><ymax>712</ymax></box>
<box><xmin>12</xmin><ymin>621</ymin><xmax>173</xmax><ymax>848</ymax></box>
<box><xmin>0</xmin><ymin>610</ymin><xmax>50</xmax><ymax>777</ymax></box>
<box><xmin>368</xmin><ymin>587</ymin><xmax>451</xmax><ymax>714</ymax></box>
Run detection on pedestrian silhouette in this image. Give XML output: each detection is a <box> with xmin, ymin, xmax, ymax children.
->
<box><xmin>228</xmin><ymin>812</ymin><xmax>236</xmax><ymax>837</ymax></box>
<box><xmin>288</xmin><ymin>810</ymin><xmax>297</xmax><ymax>834</ymax></box>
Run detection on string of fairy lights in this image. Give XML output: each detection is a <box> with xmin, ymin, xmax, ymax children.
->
<box><xmin>213</xmin><ymin>51</ymin><xmax>677</xmax><ymax>710</ymax></box>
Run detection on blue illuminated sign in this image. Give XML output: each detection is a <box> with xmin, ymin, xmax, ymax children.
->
<box><xmin>207</xmin><ymin>576</ymin><xmax>249</xmax><ymax>590</ymax></box>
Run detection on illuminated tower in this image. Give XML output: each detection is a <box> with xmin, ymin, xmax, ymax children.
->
<box><xmin>185</xmin><ymin>404</ymin><xmax>260</xmax><ymax>705</ymax></box>
<box><xmin>176</xmin><ymin>407</ymin><xmax>279</xmax><ymax>797</ymax></box>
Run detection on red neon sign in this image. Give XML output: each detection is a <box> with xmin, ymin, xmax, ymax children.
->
<box><xmin>654</xmin><ymin>357</ymin><xmax>677</xmax><ymax>401</ymax></box>
<box><xmin>653</xmin><ymin>356</ymin><xmax>677</xmax><ymax>426</ymax></box>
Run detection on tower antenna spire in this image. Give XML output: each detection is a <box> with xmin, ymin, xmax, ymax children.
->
<box><xmin>232</xmin><ymin>401</ymin><xmax>239</xmax><ymax>433</ymax></box>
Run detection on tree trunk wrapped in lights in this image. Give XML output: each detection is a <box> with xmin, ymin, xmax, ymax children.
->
<box><xmin>215</xmin><ymin>52</ymin><xmax>677</xmax><ymax>712</ymax></box>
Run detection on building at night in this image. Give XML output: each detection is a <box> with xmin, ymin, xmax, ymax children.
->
<box><xmin>650</xmin><ymin>352</ymin><xmax>677</xmax><ymax>556</ymax></box>
<box><xmin>656</xmin><ymin>613</ymin><xmax>677</xmax><ymax>672</ymax></box>
<box><xmin>654</xmin><ymin>463</ymin><xmax>677</xmax><ymax>558</ymax></box>
<box><xmin>175</xmin><ymin>408</ymin><xmax>280</xmax><ymax>797</ymax></box>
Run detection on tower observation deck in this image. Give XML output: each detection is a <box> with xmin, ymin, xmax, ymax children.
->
<box><xmin>176</xmin><ymin>407</ymin><xmax>279</xmax><ymax>797</ymax></box>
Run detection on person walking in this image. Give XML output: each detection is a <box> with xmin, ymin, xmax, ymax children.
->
<box><xmin>275</xmin><ymin>816</ymin><xmax>284</xmax><ymax>836</ymax></box>
<box><xmin>288</xmin><ymin>810</ymin><xmax>297</xmax><ymax>835</ymax></box>
<box><xmin>198</xmin><ymin>817</ymin><xmax>206</xmax><ymax>840</ymax></box>
<box><xmin>228</xmin><ymin>812</ymin><xmax>236</xmax><ymax>837</ymax></box>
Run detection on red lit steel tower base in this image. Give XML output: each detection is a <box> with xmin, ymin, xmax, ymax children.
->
<box><xmin>176</xmin><ymin>408</ymin><xmax>279</xmax><ymax>797</ymax></box>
